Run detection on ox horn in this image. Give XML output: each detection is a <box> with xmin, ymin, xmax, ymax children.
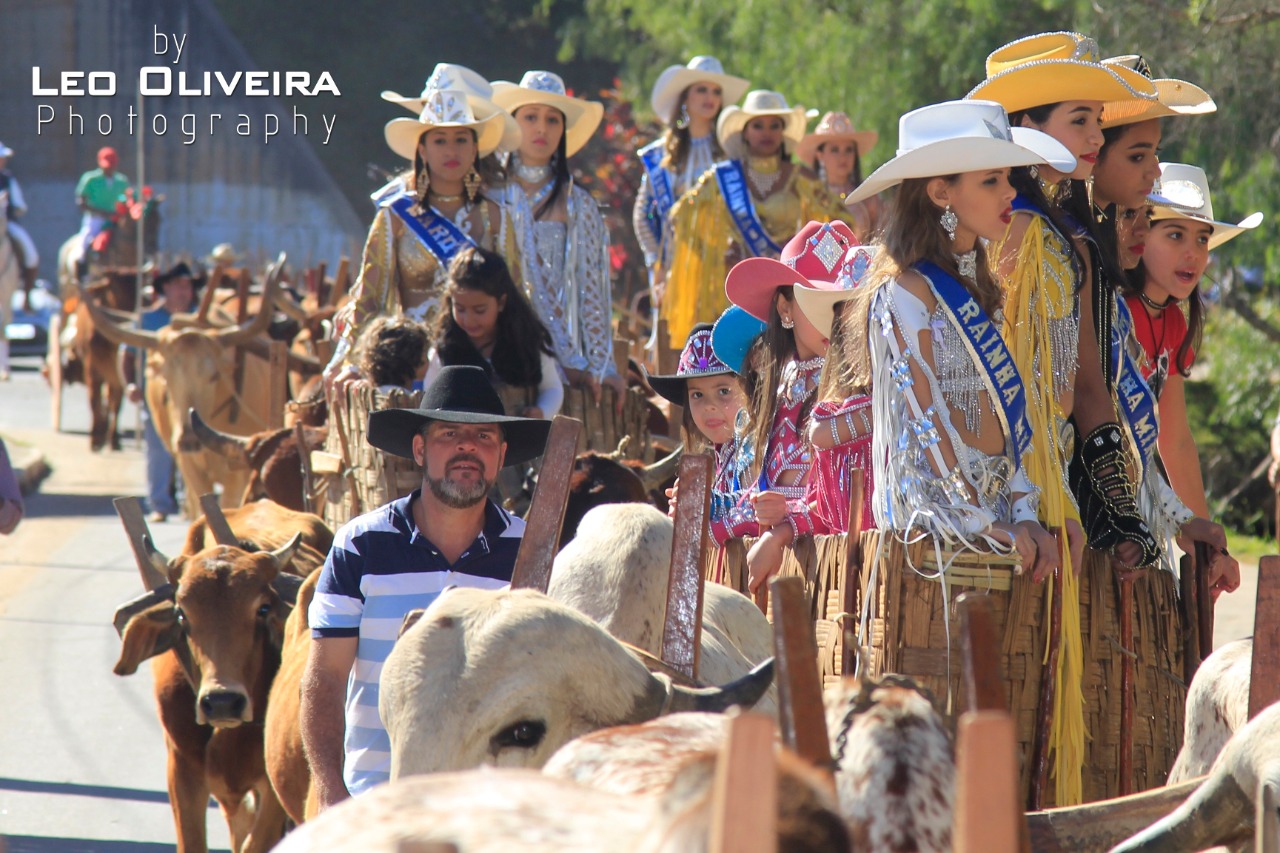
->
<box><xmin>267</xmin><ymin>532</ymin><xmax>305</xmax><ymax>573</ymax></box>
<box><xmin>214</xmin><ymin>253</ymin><xmax>284</xmax><ymax>347</ymax></box>
<box><xmin>638</xmin><ymin>443</ymin><xmax>684</xmax><ymax>491</ymax></box>
<box><xmin>1106</xmin><ymin>775</ymin><xmax>1253</xmax><ymax>853</ymax></box>
<box><xmin>188</xmin><ymin>408</ymin><xmax>252</xmax><ymax>466</ymax></box>
<box><xmin>667</xmin><ymin>657</ymin><xmax>775</xmax><ymax>714</ymax></box>
<box><xmin>139</xmin><ymin>535</ymin><xmax>173</xmax><ymax>591</ymax></box>
<box><xmin>84</xmin><ymin>297</ymin><xmax>161</xmax><ymax>350</ymax></box>
<box><xmin>603</xmin><ymin>436</ymin><xmax>631</xmax><ymax>461</ymax></box>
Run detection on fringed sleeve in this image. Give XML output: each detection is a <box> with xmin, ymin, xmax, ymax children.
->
<box><xmin>664</xmin><ymin>171</ymin><xmax>734</xmax><ymax>350</ymax></box>
<box><xmin>333</xmin><ymin>207</ymin><xmax>400</xmax><ymax>369</ymax></box>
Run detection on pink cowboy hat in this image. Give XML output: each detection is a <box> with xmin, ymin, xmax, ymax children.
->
<box><xmin>724</xmin><ymin>221</ymin><xmax>860</xmax><ymax>322</ymax></box>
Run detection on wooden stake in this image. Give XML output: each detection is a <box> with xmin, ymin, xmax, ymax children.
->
<box><xmin>113</xmin><ymin>497</ymin><xmax>167</xmax><ymax>590</ymax></box>
<box><xmin>1118</xmin><ymin>571</ymin><xmax>1137</xmax><ymax>797</ymax></box>
<box><xmin>294</xmin><ymin>421</ymin><xmax>315</xmax><ymax>515</ymax></box>
<box><xmin>1257</xmin><ymin>779</ymin><xmax>1279</xmax><ymax>853</ymax></box>
<box><xmin>509</xmin><ymin>416</ymin><xmax>582</xmax><ymax>593</ymax></box>
<box><xmin>770</xmin><ymin>576</ymin><xmax>835</xmax><ymax>789</ymax></box>
<box><xmin>1249</xmin><ymin>556</ymin><xmax>1280</xmax><ymax>720</ymax></box>
<box><xmin>1181</xmin><ymin>549</ymin><xmax>1205</xmax><ymax>684</ymax></box>
<box><xmin>328</xmin><ymin>256</ymin><xmax>351</xmax><ymax>307</ymax></box>
<box><xmin>1195</xmin><ymin>540</ymin><xmax>1215</xmax><ymax>662</ymax></box>
<box><xmin>958</xmin><ymin>592</ymin><xmax>1008</xmax><ymax>714</ymax></box>
<box><xmin>267</xmin><ymin>340</ymin><xmax>288</xmax><ymax>430</ymax></box>
<box><xmin>48</xmin><ymin>312</ymin><xmax>63</xmax><ymax>432</ymax></box>
<box><xmin>709</xmin><ymin>712</ymin><xmax>777</xmax><ymax>853</ymax></box>
<box><xmin>199</xmin><ymin>493</ymin><xmax>238</xmax><ymax>546</ymax></box>
<box><xmin>954</xmin><ymin>711</ymin><xmax>1021</xmax><ymax>853</ymax></box>
<box><xmin>662</xmin><ymin>453</ymin><xmax>712</xmax><ymax>680</ymax></box>
<box><xmin>841</xmin><ymin>469</ymin><xmax>866</xmax><ymax>676</ymax></box>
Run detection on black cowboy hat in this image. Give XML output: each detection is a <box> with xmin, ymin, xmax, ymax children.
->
<box><xmin>153</xmin><ymin>261</ymin><xmax>206</xmax><ymax>290</ymax></box>
<box><xmin>645</xmin><ymin>323</ymin><xmax>735</xmax><ymax>406</ymax></box>
<box><xmin>367</xmin><ymin>365</ymin><xmax>552</xmax><ymax>467</ymax></box>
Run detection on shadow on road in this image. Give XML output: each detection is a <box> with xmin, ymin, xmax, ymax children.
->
<box><xmin>24</xmin><ymin>493</ymin><xmax>131</xmax><ymax>519</ymax></box>
<box><xmin>0</xmin><ymin>776</ymin><xmax>172</xmax><ymax>804</ymax></box>
<box><xmin>1</xmin><ymin>836</ymin><xmax>229</xmax><ymax>853</ymax></box>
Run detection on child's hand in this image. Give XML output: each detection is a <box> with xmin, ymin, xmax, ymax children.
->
<box><xmin>751</xmin><ymin>491</ymin><xmax>787</xmax><ymax>529</ymax></box>
<box><xmin>665</xmin><ymin>477</ymin><xmax>681</xmax><ymax>518</ymax></box>
<box><xmin>747</xmin><ymin>525</ymin><xmax>793</xmax><ymax>593</ymax></box>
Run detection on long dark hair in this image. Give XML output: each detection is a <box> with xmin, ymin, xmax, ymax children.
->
<box><xmin>1007</xmin><ymin>104</ymin><xmax>1088</xmax><ymax>284</ymax></box>
<box><xmin>662</xmin><ymin>87</ymin><xmax>726</xmax><ymax>172</ymax></box>
<box><xmin>747</xmin><ymin>288</ymin><xmax>813</xmax><ymax>481</ymax></box>
<box><xmin>1121</xmin><ymin>248</ymin><xmax>1204</xmax><ymax>379</ymax></box>
<box><xmin>812</xmin><ymin>143</ymin><xmax>864</xmax><ymax>187</ymax></box>
<box><xmin>513</xmin><ymin>105</ymin><xmax>573</xmax><ymax>219</ymax></box>
<box><xmin>433</xmin><ymin>247</ymin><xmax>554</xmax><ymax>387</ymax></box>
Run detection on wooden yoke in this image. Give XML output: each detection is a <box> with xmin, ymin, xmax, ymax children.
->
<box><xmin>770</xmin><ymin>576</ymin><xmax>836</xmax><ymax>790</ymax></box>
<box><xmin>199</xmin><ymin>493</ymin><xmax>238</xmax><ymax>546</ymax></box>
<box><xmin>841</xmin><ymin>469</ymin><xmax>867</xmax><ymax>676</ymax></box>
<box><xmin>709</xmin><ymin>712</ymin><xmax>777</xmax><ymax>853</ymax></box>
<box><xmin>954</xmin><ymin>711</ymin><xmax>1021</xmax><ymax>853</ymax></box>
<box><xmin>1249</xmin><ymin>556</ymin><xmax>1280</xmax><ymax>720</ymax></box>
<box><xmin>509</xmin><ymin>416</ymin><xmax>582</xmax><ymax>593</ymax></box>
<box><xmin>662</xmin><ymin>453</ymin><xmax>712</xmax><ymax>680</ymax></box>
<box><xmin>957</xmin><ymin>592</ymin><xmax>1008</xmax><ymax>714</ymax></box>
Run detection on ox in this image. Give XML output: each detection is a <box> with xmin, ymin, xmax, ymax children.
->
<box><xmin>1169</xmin><ymin>638</ymin><xmax>1252</xmax><ymax>784</ymax></box>
<box><xmin>378</xmin><ymin>587</ymin><xmax>775</xmax><ymax>780</ymax></box>
<box><xmin>112</xmin><ymin>501</ymin><xmax>331</xmax><ymax>852</ymax></box>
<box><xmin>548</xmin><ymin>502</ymin><xmax>776</xmax><ymax>710</ymax></box>
<box><xmin>189</xmin><ymin>411</ymin><xmax>328</xmax><ymax>512</ymax></box>
<box><xmin>87</xmin><ymin>266</ymin><xmax>282</xmax><ymax>518</ymax></box>
<box><xmin>264</xmin><ymin>567</ymin><xmax>320</xmax><ymax>824</ymax></box>
<box><xmin>66</xmin><ymin>271</ymin><xmax>138</xmax><ymax>450</ymax></box>
<box><xmin>271</xmin><ymin>745</ymin><xmax>848</xmax><ymax>852</ymax></box>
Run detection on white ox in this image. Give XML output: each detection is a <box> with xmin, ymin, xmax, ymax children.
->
<box><xmin>1168</xmin><ymin>638</ymin><xmax>1252</xmax><ymax>784</ymax></box>
<box><xmin>547</xmin><ymin>503</ymin><xmax>776</xmax><ymax>711</ymax></box>
<box><xmin>378</xmin><ymin>587</ymin><xmax>774</xmax><ymax>780</ymax></box>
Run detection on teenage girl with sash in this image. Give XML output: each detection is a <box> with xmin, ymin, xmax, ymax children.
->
<box><xmin>663</xmin><ymin>91</ymin><xmax>845</xmax><ymax>349</ymax></box>
<box><xmin>492</xmin><ymin>71</ymin><xmax>625</xmax><ymax>406</ymax></box>
<box><xmin>633</xmin><ymin>57</ymin><xmax>750</xmax><ymax>309</ymax></box>
<box><xmin>722</xmin><ymin>221</ymin><xmax>859</xmax><ymax>590</ymax></box>
<box><xmin>796</xmin><ymin>111</ymin><xmax>883</xmax><ymax>239</ymax></box>
<box><xmin>325</xmin><ymin>81</ymin><xmax>523</xmax><ymax>392</ymax></box>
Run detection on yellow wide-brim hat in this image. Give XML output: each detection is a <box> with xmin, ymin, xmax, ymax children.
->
<box><xmin>382</xmin><ymin>63</ymin><xmax>522</xmax><ymax>153</ymax></box>
<box><xmin>795</xmin><ymin>111</ymin><xmax>879</xmax><ymax>164</ymax></box>
<box><xmin>1099</xmin><ymin>56</ymin><xmax>1216</xmax><ymax>128</ymax></box>
<box><xmin>1148</xmin><ymin>162</ymin><xmax>1263</xmax><ymax>251</ymax></box>
<box><xmin>491</xmin><ymin>71</ymin><xmax>605</xmax><ymax>158</ymax></box>
<box><xmin>649</xmin><ymin>56</ymin><xmax>751</xmax><ymax>124</ymax></box>
<box><xmin>384</xmin><ymin>88</ymin><xmax>509</xmax><ymax>162</ymax></box>
<box><xmin>716</xmin><ymin>90</ymin><xmax>807</xmax><ymax>153</ymax></box>
<box><xmin>966</xmin><ymin>32</ymin><xmax>1158</xmax><ymax>123</ymax></box>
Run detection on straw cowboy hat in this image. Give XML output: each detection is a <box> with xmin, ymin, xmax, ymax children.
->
<box><xmin>382</xmin><ymin>63</ymin><xmax>523</xmax><ymax>153</ymax></box>
<box><xmin>844</xmin><ymin>100</ymin><xmax>1076</xmax><ymax>206</ymax></box>
<box><xmin>791</xmin><ymin>244</ymin><xmax>877</xmax><ymax>338</ymax></box>
<box><xmin>1149</xmin><ymin>163</ymin><xmax>1264</xmax><ymax>251</ymax></box>
<box><xmin>646</xmin><ymin>324</ymin><xmax>736</xmax><ymax>406</ymax></box>
<box><xmin>205</xmin><ymin>243</ymin><xmax>242</xmax><ymax>266</ymax></box>
<box><xmin>491</xmin><ymin>71</ymin><xmax>605</xmax><ymax>157</ymax></box>
<box><xmin>1099</xmin><ymin>56</ymin><xmax>1216</xmax><ymax>128</ymax></box>
<box><xmin>725</xmin><ymin>220</ymin><xmax>860</xmax><ymax>322</ymax></box>
<box><xmin>649</xmin><ymin>56</ymin><xmax>750</xmax><ymax>124</ymax></box>
<box><xmin>716</xmin><ymin>90</ymin><xmax>808</xmax><ymax>153</ymax></box>
<box><xmin>795</xmin><ymin>112</ymin><xmax>879</xmax><ymax>164</ymax></box>
<box><xmin>966</xmin><ymin>32</ymin><xmax>1158</xmax><ymax>124</ymax></box>
<box><xmin>384</xmin><ymin>86</ymin><xmax>511</xmax><ymax>162</ymax></box>
<box><xmin>367</xmin><ymin>365</ymin><xmax>553</xmax><ymax>467</ymax></box>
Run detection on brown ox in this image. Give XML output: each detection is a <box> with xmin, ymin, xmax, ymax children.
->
<box><xmin>88</xmin><ymin>265</ymin><xmax>283</xmax><ymax>518</ymax></box>
<box><xmin>189</xmin><ymin>411</ymin><xmax>328</xmax><ymax>513</ymax></box>
<box><xmin>112</xmin><ymin>501</ymin><xmax>331</xmax><ymax>852</ymax></box>
<box><xmin>67</xmin><ymin>271</ymin><xmax>138</xmax><ymax>450</ymax></box>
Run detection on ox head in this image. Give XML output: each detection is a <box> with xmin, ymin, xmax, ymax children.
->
<box><xmin>379</xmin><ymin>587</ymin><xmax>775</xmax><ymax>779</ymax></box>
<box><xmin>113</xmin><ymin>532</ymin><xmax>304</xmax><ymax>727</ymax></box>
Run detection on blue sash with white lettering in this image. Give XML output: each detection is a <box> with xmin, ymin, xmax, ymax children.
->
<box><xmin>713</xmin><ymin>160</ymin><xmax>782</xmax><ymax>258</ymax></box>
<box><xmin>639</xmin><ymin>140</ymin><xmax>674</xmax><ymax>246</ymax></box>
<box><xmin>1111</xmin><ymin>297</ymin><xmax>1159</xmax><ymax>477</ymax></box>
<box><xmin>916</xmin><ymin>260</ymin><xmax>1033</xmax><ymax>466</ymax></box>
<box><xmin>387</xmin><ymin>195</ymin><xmax>476</xmax><ymax>265</ymax></box>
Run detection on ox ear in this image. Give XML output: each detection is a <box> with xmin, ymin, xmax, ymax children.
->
<box><xmin>667</xmin><ymin>658</ymin><xmax>776</xmax><ymax>715</ymax></box>
<box><xmin>398</xmin><ymin>609</ymin><xmax>426</xmax><ymax>638</ymax></box>
<box><xmin>271</xmin><ymin>572</ymin><xmax>304</xmax><ymax>606</ymax></box>
<box><xmin>113</xmin><ymin>600</ymin><xmax>180</xmax><ymax>676</ymax></box>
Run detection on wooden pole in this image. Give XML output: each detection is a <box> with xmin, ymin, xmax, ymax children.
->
<box><xmin>1181</xmin><ymin>549</ymin><xmax>1205</xmax><ymax>685</ymax></box>
<box><xmin>199</xmin><ymin>493</ymin><xmax>238</xmax><ymax>546</ymax></box>
<box><xmin>1031</xmin><ymin>560</ymin><xmax>1065</xmax><ymax>808</ymax></box>
<box><xmin>662</xmin><ymin>453</ymin><xmax>712</xmax><ymax>680</ymax></box>
<box><xmin>1249</xmin><ymin>556</ymin><xmax>1280</xmax><ymax>720</ymax></box>
<box><xmin>841</xmin><ymin>469</ymin><xmax>866</xmax><ymax>676</ymax></box>
<box><xmin>268</xmin><ymin>340</ymin><xmax>288</xmax><ymax>430</ymax></box>
<box><xmin>1118</xmin><ymin>571</ymin><xmax>1137</xmax><ymax>797</ymax></box>
<box><xmin>1257</xmin><ymin>779</ymin><xmax>1279</xmax><ymax>853</ymax></box>
<box><xmin>770</xmin><ymin>575</ymin><xmax>835</xmax><ymax>789</ymax></box>
<box><xmin>295</xmin><ymin>421</ymin><xmax>315</xmax><ymax>515</ymax></box>
<box><xmin>709</xmin><ymin>712</ymin><xmax>777</xmax><ymax>853</ymax></box>
<box><xmin>958</xmin><ymin>592</ymin><xmax>1008</xmax><ymax>714</ymax></box>
<box><xmin>48</xmin><ymin>312</ymin><xmax>63</xmax><ymax>431</ymax></box>
<box><xmin>954</xmin><ymin>711</ymin><xmax>1021</xmax><ymax>853</ymax></box>
<box><xmin>328</xmin><ymin>256</ymin><xmax>351</xmax><ymax>307</ymax></box>
<box><xmin>509</xmin><ymin>416</ymin><xmax>582</xmax><ymax>592</ymax></box>
<box><xmin>1195</xmin><ymin>541</ymin><xmax>1215</xmax><ymax>662</ymax></box>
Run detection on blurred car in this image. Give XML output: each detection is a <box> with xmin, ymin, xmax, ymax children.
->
<box><xmin>6</xmin><ymin>280</ymin><xmax>59</xmax><ymax>357</ymax></box>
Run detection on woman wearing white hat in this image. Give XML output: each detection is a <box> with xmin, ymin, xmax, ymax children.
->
<box><xmin>663</xmin><ymin>90</ymin><xmax>845</xmax><ymax>350</ymax></box>
<box><xmin>632</xmin><ymin>57</ymin><xmax>749</xmax><ymax>293</ymax></box>
<box><xmin>324</xmin><ymin>82</ymin><xmax>524</xmax><ymax>391</ymax></box>
<box><xmin>490</xmin><ymin>71</ymin><xmax>624</xmax><ymax>403</ymax></box>
<box><xmin>795</xmin><ymin>111</ymin><xmax>882</xmax><ymax>238</ymax></box>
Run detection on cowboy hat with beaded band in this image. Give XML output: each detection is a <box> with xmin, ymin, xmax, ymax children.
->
<box><xmin>1148</xmin><ymin>163</ymin><xmax>1264</xmax><ymax>251</ymax></box>
<box><xmin>844</xmin><ymin>99</ymin><xmax>1076</xmax><ymax>207</ymax></box>
<box><xmin>491</xmin><ymin>71</ymin><xmax>605</xmax><ymax>158</ymax></box>
<box><xmin>966</xmin><ymin>32</ymin><xmax>1158</xmax><ymax>124</ymax></box>
<box><xmin>795</xmin><ymin>112</ymin><xmax>879</xmax><ymax>165</ymax></box>
<box><xmin>382</xmin><ymin>63</ymin><xmax>523</xmax><ymax>153</ymax></box>
<box><xmin>1099</xmin><ymin>55</ymin><xmax>1216</xmax><ymax>128</ymax></box>
<box><xmin>791</xmin><ymin>244</ymin><xmax>877</xmax><ymax>338</ymax></box>
<box><xmin>645</xmin><ymin>324</ymin><xmax>736</xmax><ymax>406</ymax></box>
<box><xmin>384</xmin><ymin>87</ymin><xmax>511</xmax><ymax>161</ymax></box>
<box><xmin>716</xmin><ymin>90</ymin><xmax>808</xmax><ymax>154</ymax></box>
<box><xmin>725</xmin><ymin>220</ymin><xmax>860</xmax><ymax>323</ymax></box>
<box><xmin>367</xmin><ymin>365</ymin><xmax>553</xmax><ymax>467</ymax></box>
<box><xmin>650</xmin><ymin>56</ymin><xmax>751</xmax><ymax>124</ymax></box>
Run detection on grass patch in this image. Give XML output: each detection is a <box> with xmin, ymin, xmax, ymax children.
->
<box><xmin>1225</xmin><ymin>527</ymin><xmax>1276</xmax><ymax>564</ymax></box>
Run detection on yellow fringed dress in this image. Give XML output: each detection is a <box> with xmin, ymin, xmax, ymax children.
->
<box><xmin>662</xmin><ymin>164</ymin><xmax>842</xmax><ymax>348</ymax></box>
<box><xmin>995</xmin><ymin>198</ymin><xmax>1086</xmax><ymax>806</ymax></box>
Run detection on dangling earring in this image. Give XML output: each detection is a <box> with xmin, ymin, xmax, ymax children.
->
<box><xmin>413</xmin><ymin>166</ymin><xmax>431</xmax><ymax>214</ymax></box>
<box><xmin>940</xmin><ymin>205</ymin><xmax>958</xmax><ymax>242</ymax></box>
<box><xmin>817</xmin><ymin>162</ymin><xmax>828</xmax><ymax>184</ymax></box>
<box><xmin>675</xmin><ymin>103</ymin><xmax>690</xmax><ymax>130</ymax></box>
<box><xmin>464</xmin><ymin>167</ymin><xmax>482</xmax><ymax>203</ymax></box>
<box><xmin>781</xmin><ymin>314</ymin><xmax>795</xmax><ymax>330</ymax></box>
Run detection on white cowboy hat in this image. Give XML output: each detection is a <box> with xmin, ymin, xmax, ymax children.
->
<box><xmin>1099</xmin><ymin>56</ymin><xmax>1216</xmax><ymax>128</ymax></box>
<box><xmin>1149</xmin><ymin>163</ymin><xmax>1264</xmax><ymax>251</ymax></box>
<box><xmin>491</xmin><ymin>71</ymin><xmax>605</xmax><ymax>157</ymax></box>
<box><xmin>0</xmin><ymin>142</ymin><xmax>12</xmax><ymax>158</ymax></box>
<box><xmin>845</xmin><ymin>100</ymin><xmax>1077</xmax><ymax>206</ymax></box>
<box><xmin>791</xmin><ymin>243</ymin><xmax>878</xmax><ymax>338</ymax></box>
<box><xmin>205</xmin><ymin>243</ymin><xmax>242</xmax><ymax>265</ymax></box>
<box><xmin>384</xmin><ymin>87</ymin><xmax>510</xmax><ymax>162</ymax></box>
<box><xmin>382</xmin><ymin>63</ymin><xmax>523</xmax><ymax>153</ymax></box>
<box><xmin>795</xmin><ymin>111</ymin><xmax>879</xmax><ymax>165</ymax></box>
<box><xmin>966</xmin><ymin>32</ymin><xmax>1158</xmax><ymax>124</ymax></box>
<box><xmin>649</xmin><ymin>56</ymin><xmax>750</xmax><ymax>124</ymax></box>
<box><xmin>716</xmin><ymin>90</ymin><xmax>807</xmax><ymax>153</ymax></box>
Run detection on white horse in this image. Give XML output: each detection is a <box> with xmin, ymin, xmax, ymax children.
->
<box><xmin>0</xmin><ymin>192</ymin><xmax>21</xmax><ymax>380</ymax></box>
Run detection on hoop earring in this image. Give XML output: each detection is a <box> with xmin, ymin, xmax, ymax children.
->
<box><xmin>675</xmin><ymin>103</ymin><xmax>690</xmax><ymax>130</ymax></box>
<box><xmin>940</xmin><ymin>205</ymin><xmax>958</xmax><ymax>242</ymax></box>
<box><xmin>464</xmin><ymin>167</ymin><xmax>482</xmax><ymax>203</ymax></box>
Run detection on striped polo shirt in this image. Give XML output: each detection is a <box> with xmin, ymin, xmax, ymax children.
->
<box><xmin>309</xmin><ymin>490</ymin><xmax>524</xmax><ymax>795</ymax></box>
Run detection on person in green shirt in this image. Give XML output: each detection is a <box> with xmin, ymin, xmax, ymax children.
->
<box><xmin>73</xmin><ymin>146</ymin><xmax>130</xmax><ymax>267</ymax></box>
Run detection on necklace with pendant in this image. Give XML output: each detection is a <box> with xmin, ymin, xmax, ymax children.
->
<box><xmin>954</xmin><ymin>249</ymin><xmax>978</xmax><ymax>285</ymax></box>
<box><xmin>515</xmin><ymin>160</ymin><xmax>553</xmax><ymax>184</ymax></box>
<box><xmin>1139</xmin><ymin>290</ymin><xmax>1174</xmax><ymax>312</ymax></box>
<box><xmin>747</xmin><ymin>156</ymin><xmax>780</xmax><ymax>196</ymax></box>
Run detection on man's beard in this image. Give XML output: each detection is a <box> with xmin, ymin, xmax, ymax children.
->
<box><xmin>425</xmin><ymin>454</ymin><xmax>492</xmax><ymax>508</ymax></box>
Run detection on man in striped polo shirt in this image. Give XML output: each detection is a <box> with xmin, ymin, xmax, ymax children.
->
<box><xmin>301</xmin><ymin>365</ymin><xmax>552</xmax><ymax>809</ymax></box>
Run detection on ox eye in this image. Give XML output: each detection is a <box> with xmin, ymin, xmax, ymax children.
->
<box><xmin>257</xmin><ymin>602</ymin><xmax>272</xmax><ymax>618</ymax></box>
<box><xmin>491</xmin><ymin>719</ymin><xmax>546</xmax><ymax>751</ymax></box>
<box><xmin>174</xmin><ymin>608</ymin><xmax>187</xmax><ymax>626</ymax></box>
